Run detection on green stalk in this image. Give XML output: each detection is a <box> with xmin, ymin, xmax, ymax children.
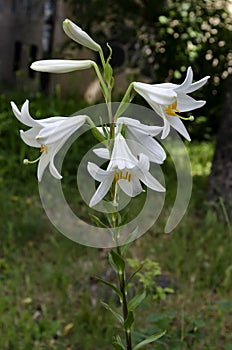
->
<box><xmin>92</xmin><ymin>62</ymin><xmax>108</xmax><ymax>100</ymax></box>
<box><xmin>117</xmin><ymin>246</ymin><xmax>132</xmax><ymax>350</ymax></box>
<box><xmin>114</xmin><ymin>83</ymin><xmax>135</xmax><ymax>120</ymax></box>
<box><xmin>99</xmin><ymin>48</ymin><xmax>106</xmax><ymax>67</ymax></box>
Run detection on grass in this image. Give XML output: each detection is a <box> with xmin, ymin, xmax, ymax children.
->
<box><xmin>0</xmin><ymin>93</ymin><xmax>231</xmax><ymax>349</ymax></box>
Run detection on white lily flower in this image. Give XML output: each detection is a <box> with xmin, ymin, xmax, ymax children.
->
<box><xmin>63</xmin><ymin>18</ymin><xmax>101</xmax><ymax>52</ymax></box>
<box><xmin>11</xmin><ymin>100</ymin><xmax>87</xmax><ymax>181</ymax></box>
<box><xmin>88</xmin><ymin>133</ymin><xmax>165</xmax><ymax>207</ymax></box>
<box><xmin>117</xmin><ymin>117</ymin><xmax>166</xmax><ymax>164</ymax></box>
<box><xmin>31</xmin><ymin>59</ymin><xmax>93</xmax><ymax>73</ymax></box>
<box><xmin>133</xmin><ymin>67</ymin><xmax>210</xmax><ymax>141</ymax></box>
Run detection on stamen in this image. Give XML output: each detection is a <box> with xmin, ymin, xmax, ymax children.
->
<box><xmin>23</xmin><ymin>144</ymin><xmax>49</xmax><ymax>166</ymax></box>
<box><xmin>165</xmin><ymin>101</ymin><xmax>195</xmax><ymax>121</ymax></box>
<box><xmin>114</xmin><ymin>173</ymin><xmax>119</xmax><ymax>182</ymax></box>
<box><xmin>114</xmin><ymin>170</ymin><xmax>132</xmax><ymax>183</ymax></box>
<box><xmin>23</xmin><ymin>155</ymin><xmax>42</xmax><ymax>165</ymax></box>
<box><xmin>165</xmin><ymin>101</ymin><xmax>180</xmax><ymax>117</ymax></box>
<box><xmin>40</xmin><ymin>144</ymin><xmax>48</xmax><ymax>154</ymax></box>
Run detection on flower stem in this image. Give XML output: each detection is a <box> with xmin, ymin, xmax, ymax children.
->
<box><xmin>114</xmin><ymin>83</ymin><xmax>135</xmax><ymax>120</ymax></box>
<box><xmin>117</xmin><ymin>246</ymin><xmax>132</xmax><ymax>350</ymax></box>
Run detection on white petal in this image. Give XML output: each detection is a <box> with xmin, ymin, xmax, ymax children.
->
<box><xmin>49</xmin><ymin>160</ymin><xmax>63</xmax><ymax>180</ymax></box>
<box><xmin>110</xmin><ymin>134</ymin><xmax>138</xmax><ymax>170</ymax></box>
<box><xmin>37</xmin><ymin>153</ymin><xmax>50</xmax><ymax>182</ymax></box>
<box><xmin>154</xmin><ymin>82</ymin><xmax>178</xmax><ymax>89</ymax></box>
<box><xmin>87</xmin><ymin>162</ymin><xmax>111</xmax><ymax>182</ymax></box>
<box><xmin>118</xmin><ymin>117</ymin><xmax>163</xmax><ymax>136</ymax></box>
<box><xmin>186</xmin><ymin>75</ymin><xmax>210</xmax><ymax>93</ymax></box>
<box><xmin>31</xmin><ymin>60</ymin><xmax>93</xmax><ymax>73</ymax></box>
<box><xmin>63</xmin><ymin>19</ymin><xmax>101</xmax><ymax>52</ymax></box>
<box><xmin>39</xmin><ymin>116</ymin><xmax>68</xmax><ymax>125</ymax></box>
<box><xmin>167</xmin><ymin>117</ymin><xmax>191</xmax><ymax>141</ymax></box>
<box><xmin>20</xmin><ymin>129</ymin><xmax>41</xmax><ymax>147</ymax></box>
<box><xmin>11</xmin><ymin>100</ymin><xmax>38</xmax><ymax>127</ymax></box>
<box><xmin>139</xmin><ymin>170</ymin><xmax>165</xmax><ymax>192</ymax></box>
<box><xmin>47</xmin><ymin>131</ymin><xmax>77</xmax><ymax>179</ymax></box>
<box><xmin>138</xmin><ymin>153</ymin><xmax>150</xmax><ymax>171</ymax></box>
<box><xmin>11</xmin><ymin>101</ymin><xmax>23</xmax><ymax>123</ymax></box>
<box><xmin>126</xmin><ymin>128</ymin><xmax>166</xmax><ymax>164</ymax></box>
<box><xmin>161</xmin><ymin>118</ymin><xmax>171</xmax><ymax>139</ymax></box>
<box><xmin>89</xmin><ymin>175</ymin><xmax>114</xmax><ymax>207</ymax></box>
<box><xmin>130</xmin><ymin>177</ymin><xmax>144</xmax><ymax>196</ymax></box>
<box><xmin>177</xmin><ymin>94</ymin><xmax>206</xmax><ymax>112</ymax></box>
<box><xmin>175</xmin><ymin>67</ymin><xmax>193</xmax><ymax>93</ymax></box>
<box><xmin>118</xmin><ymin>179</ymin><xmax>134</xmax><ymax>197</ymax></box>
<box><xmin>37</xmin><ymin>115</ymin><xmax>86</xmax><ymax>144</ymax></box>
<box><xmin>134</xmin><ymin>82</ymin><xmax>176</xmax><ymax>105</ymax></box>
<box><xmin>93</xmin><ymin>148</ymin><xmax>110</xmax><ymax>159</ymax></box>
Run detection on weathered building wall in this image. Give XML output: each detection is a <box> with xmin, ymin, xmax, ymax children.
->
<box><xmin>0</xmin><ymin>0</ymin><xmax>136</xmax><ymax>101</ymax></box>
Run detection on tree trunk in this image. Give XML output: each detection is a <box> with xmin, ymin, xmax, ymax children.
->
<box><xmin>207</xmin><ymin>76</ymin><xmax>232</xmax><ymax>213</ymax></box>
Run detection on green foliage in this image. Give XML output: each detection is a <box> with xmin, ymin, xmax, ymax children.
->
<box><xmin>133</xmin><ymin>330</ymin><xmax>166</xmax><ymax>350</ymax></box>
<box><xmin>0</xmin><ymin>97</ymin><xmax>231</xmax><ymax>349</ymax></box>
<box><xmin>127</xmin><ymin>258</ymin><xmax>174</xmax><ymax>300</ymax></box>
<box><xmin>65</xmin><ymin>0</ymin><xmax>231</xmax><ymax>138</ymax></box>
<box><xmin>109</xmin><ymin>250</ymin><xmax>125</xmax><ymax>274</ymax></box>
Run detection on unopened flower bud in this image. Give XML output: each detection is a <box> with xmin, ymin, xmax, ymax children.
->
<box><xmin>63</xmin><ymin>19</ymin><xmax>101</xmax><ymax>52</ymax></box>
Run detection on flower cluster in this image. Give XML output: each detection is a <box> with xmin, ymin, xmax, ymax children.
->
<box><xmin>11</xmin><ymin>19</ymin><xmax>209</xmax><ymax>207</ymax></box>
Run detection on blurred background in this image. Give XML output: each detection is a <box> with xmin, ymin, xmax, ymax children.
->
<box><xmin>0</xmin><ymin>1</ymin><xmax>232</xmax><ymax>349</ymax></box>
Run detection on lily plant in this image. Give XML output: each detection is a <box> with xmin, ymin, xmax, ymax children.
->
<box><xmin>11</xmin><ymin>18</ymin><xmax>209</xmax><ymax>350</ymax></box>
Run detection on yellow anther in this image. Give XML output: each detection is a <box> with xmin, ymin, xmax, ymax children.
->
<box><xmin>114</xmin><ymin>170</ymin><xmax>132</xmax><ymax>183</ymax></box>
<box><xmin>122</xmin><ymin>171</ymin><xmax>128</xmax><ymax>180</ymax></box>
<box><xmin>40</xmin><ymin>144</ymin><xmax>48</xmax><ymax>154</ymax></box>
<box><xmin>165</xmin><ymin>100</ymin><xmax>180</xmax><ymax>116</ymax></box>
<box><xmin>114</xmin><ymin>173</ymin><xmax>119</xmax><ymax>182</ymax></box>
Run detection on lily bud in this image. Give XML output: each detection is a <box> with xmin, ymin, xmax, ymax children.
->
<box><xmin>63</xmin><ymin>18</ymin><xmax>101</xmax><ymax>52</ymax></box>
<box><xmin>31</xmin><ymin>59</ymin><xmax>93</xmax><ymax>73</ymax></box>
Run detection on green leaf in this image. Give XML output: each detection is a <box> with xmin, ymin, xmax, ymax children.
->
<box><xmin>101</xmin><ymin>302</ymin><xmax>124</xmax><ymax>324</ymax></box>
<box><xmin>104</xmin><ymin>43</ymin><xmax>114</xmax><ymax>88</ymax></box>
<box><xmin>112</xmin><ymin>335</ymin><xmax>125</xmax><ymax>350</ymax></box>
<box><xmin>112</xmin><ymin>342</ymin><xmax>125</xmax><ymax>350</ymax></box>
<box><xmin>104</xmin><ymin>62</ymin><xmax>113</xmax><ymax>86</ymax></box>
<box><xmin>133</xmin><ymin>330</ymin><xmax>166</xmax><ymax>350</ymax></box>
<box><xmin>126</xmin><ymin>264</ymin><xmax>144</xmax><ymax>287</ymax></box>
<box><xmin>124</xmin><ymin>311</ymin><xmax>134</xmax><ymax>331</ymax></box>
<box><xmin>128</xmin><ymin>291</ymin><xmax>146</xmax><ymax>311</ymax></box>
<box><xmin>89</xmin><ymin>214</ymin><xmax>108</xmax><ymax>228</ymax></box>
<box><xmin>109</xmin><ymin>250</ymin><xmax>125</xmax><ymax>274</ymax></box>
<box><xmin>95</xmin><ymin>276</ymin><xmax>123</xmax><ymax>301</ymax></box>
<box><xmin>120</xmin><ymin>227</ymin><xmax>139</xmax><ymax>255</ymax></box>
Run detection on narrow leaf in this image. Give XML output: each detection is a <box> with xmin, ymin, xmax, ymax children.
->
<box><xmin>101</xmin><ymin>302</ymin><xmax>124</xmax><ymax>324</ymax></box>
<box><xmin>128</xmin><ymin>291</ymin><xmax>146</xmax><ymax>311</ymax></box>
<box><xmin>126</xmin><ymin>264</ymin><xmax>144</xmax><ymax>287</ymax></box>
<box><xmin>120</xmin><ymin>228</ymin><xmax>139</xmax><ymax>255</ymax></box>
<box><xmin>133</xmin><ymin>330</ymin><xmax>166</xmax><ymax>350</ymax></box>
<box><xmin>112</xmin><ymin>335</ymin><xmax>125</xmax><ymax>350</ymax></box>
<box><xmin>109</xmin><ymin>250</ymin><xmax>125</xmax><ymax>274</ymax></box>
<box><xmin>124</xmin><ymin>311</ymin><xmax>134</xmax><ymax>331</ymax></box>
<box><xmin>95</xmin><ymin>276</ymin><xmax>123</xmax><ymax>300</ymax></box>
<box><xmin>113</xmin><ymin>343</ymin><xmax>124</xmax><ymax>350</ymax></box>
<box><xmin>89</xmin><ymin>214</ymin><xmax>108</xmax><ymax>228</ymax></box>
